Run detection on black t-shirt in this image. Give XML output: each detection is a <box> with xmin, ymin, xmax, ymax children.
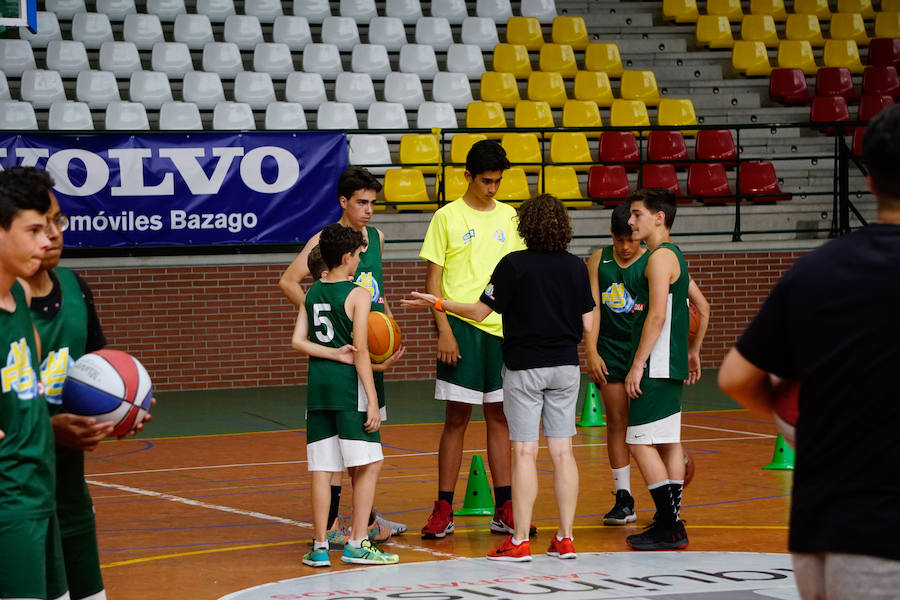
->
<box><xmin>736</xmin><ymin>223</ymin><xmax>900</xmax><ymax>561</ymax></box>
<box><xmin>31</xmin><ymin>270</ymin><xmax>107</xmax><ymax>353</ymax></box>
<box><xmin>480</xmin><ymin>249</ymin><xmax>594</xmax><ymax>370</ymax></box>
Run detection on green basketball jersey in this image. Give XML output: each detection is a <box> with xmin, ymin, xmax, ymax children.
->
<box><xmin>625</xmin><ymin>242</ymin><xmax>690</xmax><ymax>380</ymax></box>
<box><xmin>31</xmin><ymin>267</ymin><xmax>94</xmax><ymax>536</ymax></box>
<box><xmin>0</xmin><ymin>282</ymin><xmax>54</xmax><ymax>521</ymax></box>
<box><xmin>305</xmin><ymin>280</ymin><xmax>373</xmax><ymax>412</ymax></box>
<box><xmin>354</xmin><ymin>226</ymin><xmax>386</xmax><ymax>313</ymax></box>
<box><xmin>597</xmin><ymin>246</ymin><xmax>648</xmax><ymax>342</ymax></box>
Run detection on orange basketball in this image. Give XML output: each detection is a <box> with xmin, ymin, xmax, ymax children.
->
<box><xmin>688</xmin><ymin>301</ymin><xmax>701</xmax><ymax>342</ymax></box>
<box><xmin>367</xmin><ymin>312</ymin><xmax>401</xmax><ymax>363</ymax></box>
<box><xmin>684</xmin><ymin>450</ymin><xmax>696</xmax><ymax>486</ymax></box>
<box><xmin>772</xmin><ymin>376</ymin><xmax>800</xmax><ymax>447</ymax></box>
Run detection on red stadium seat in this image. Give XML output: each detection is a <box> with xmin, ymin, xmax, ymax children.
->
<box><xmin>769</xmin><ymin>68</ymin><xmax>812</xmax><ymax>105</ymax></box>
<box><xmin>598</xmin><ymin>131</ymin><xmax>640</xmax><ymax>170</ymax></box>
<box><xmin>695</xmin><ymin>129</ymin><xmax>737</xmax><ymax>167</ymax></box>
<box><xmin>640</xmin><ymin>163</ymin><xmax>683</xmax><ymax>199</ymax></box>
<box><xmin>858</xmin><ymin>94</ymin><xmax>895</xmax><ymax>121</ymax></box>
<box><xmin>587</xmin><ymin>165</ymin><xmax>631</xmax><ymax>206</ymax></box>
<box><xmin>688</xmin><ymin>163</ymin><xmax>734</xmax><ymax>203</ymax></box>
<box><xmin>815</xmin><ymin>67</ymin><xmax>857</xmax><ymax>102</ymax></box>
<box><xmin>647</xmin><ymin>130</ymin><xmax>689</xmax><ymax>167</ymax></box>
<box><xmin>810</xmin><ymin>95</ymin><xmax>850</xmax><ymax>133</ymax></box>
<box><xmin>868</xmin><ymin>38</ymin><xmax>900</xmax><ymax>69</ymax></box>
<box><xmin>862</xmin><ymin>66</ymin><xmax>900</xmax><ymax>100</ymax></box>
<box><xmin>739</xmin><ymin>161</ymin><xmax>791</xmax><ymax>202</ymax></box>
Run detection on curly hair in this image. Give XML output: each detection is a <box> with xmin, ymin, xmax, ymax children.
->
<box><xmin>0</xmin><ymin>166</ymin><xmax>54</xmax><ymax>230</ymax></box>
<box><xmin>318</xmin><ymin>224</ymin><xmax>365</xmax><ymax>269</ymax></box>
<box><xmin>516</xmin><ymin>194</ymin><xmax>572</xmax><ymax>253</ymax></box>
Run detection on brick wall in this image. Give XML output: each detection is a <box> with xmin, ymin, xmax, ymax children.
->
<box><xmin>82</xmin><ymin>250</ymin><xmax>804</xmax><ymax>391</ymax></box>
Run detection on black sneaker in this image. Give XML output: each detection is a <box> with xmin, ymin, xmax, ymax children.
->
<box><xmin>603</xmin><ymin>490</ymin><xmax>637</xmax><ymax>525</ymax></box>
<box><xmin>626</xmin><ymin>520</ymin><xmax>688</xmax><ymax>551</ymax></box>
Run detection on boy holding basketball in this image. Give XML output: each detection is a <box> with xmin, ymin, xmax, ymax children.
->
<box><xmin>620</xmin><ymin>189</ymin><xmax>695</xmax><ymax>551</ymax></box>
<box><xmin>292</xmin><ymin>224</ymin><xmax>398</xmax><ymax>568</ymax></box>
<box><xmin>586</xmin><ymin>203</ymin><xmax>709</xmax><ymax>527</ymax></box>
<box><xmin>0</xmin><ymin>166</ymin><xmax>66</xmax><ymax>600</ymax></box>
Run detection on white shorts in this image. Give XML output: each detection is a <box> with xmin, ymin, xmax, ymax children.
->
<box><xmin>307</xmin><ymin>436</ymin><xmax>384</xmax><ymax>471</ymax></box>
<box><xmin>435</xmin><ymin>380</ymin><xmax>504</xmax><ymax>404</ymax></box>
<box><xmin>626</xmin><ymin>412</ymin><xmax>681</xmax><ymax>445</ymax></box>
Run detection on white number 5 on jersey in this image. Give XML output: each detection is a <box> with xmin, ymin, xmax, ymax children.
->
<box><xmin>312</xmin><ymin>303</ymin><xmax>334</xmax><ymax>343</ymax></box>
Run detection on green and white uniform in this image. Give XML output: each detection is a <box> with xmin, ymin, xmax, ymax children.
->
<box><xmin>596</xmin><ymin>247</ymin><xmax>648</xmax><ymax>383</ymax></box>
<box><xmin>624</xmin><ymin>242</ymin><xmax>690</xmax><ymax>426</ymax></box>
<box><xmin>305</xmin><ymin>280</ymin><xmax>382</xmax><ymax>471</ymax></box>
<box><xmin>354</xmin><ymin>225</ymin><xmax>387</xmax><ymax>417</ymax></box>
<box><xmin>0</xmin><ymin>281</ymin><xmax>67</xmax><ymax>600</ymax></box>
<box><xmin>32</xmin><ymin>267</ymin><xmax>106</xmax><ymax>600</ymax></box>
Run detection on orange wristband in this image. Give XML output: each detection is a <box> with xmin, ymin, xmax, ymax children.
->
<box><xmin>434</xmin><ymin>297</ymin><xmax>445</xmax><ymax>312</ymax></box>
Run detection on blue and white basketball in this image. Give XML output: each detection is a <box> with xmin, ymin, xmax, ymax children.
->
<box><xmin>62</xmin><ymin>349</ymin><xmax>154</xmax><ymax>438</ymax></box>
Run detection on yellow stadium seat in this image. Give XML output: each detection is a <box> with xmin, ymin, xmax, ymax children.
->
<box><xmin>538</xmin><ymin>43</ymin><xmax>578</xmax><ymax>77</ymax></box>
<box><xmin>875</xmin><ymin>12</ymin><xmax>900</xmax><ymax>39</ymax></box>
<box><xmin>495</xmin><ymin>167</ymin><xmax>531</xmax><ymax>207</ymax></box>
<box><xmin>501</xmin><ymin>133</ymin><xmax>543</xmax><ymax>172</ymax></box>
<box><xmin>537</xmin><ymin>166</ymin><xmax>591</xmax><ymax>207</ymax></box>
<box><xmin>528</xmin><ymin>71</ymin><xmax>568</xmax><ymax>107</ymax></box>
<box><xmin>436</xmin><ymin>166</ymin><xmax>467</xmax><ymax>201</ymax></box>
<box><xmin>883</xmin><ymin>0</ymin><xmax>900</xmax><ymax>12</ymax></box>
<box><xmin>657</xmin><ymin>98</ymin><xmax>699</xmax><ymax>136</ymax></box>
<box><xmin>492</xmin><ymin>43</ymin><xmax>533</xmax><ymax>79</ymax></box>
<box><xmin>794</xmin><ymin>0</ymin><xmax>831</xmax><ymax>19</ymax></box>
<box><xmin>785</xmin><ymin>14</ymin><xmax>825</xmax><ymax>46</ymax></box>
<box><xmin>549</xmin><ymin>132</ymin><xmax>593</xmax><ymax>171</ymax></box>
<box><xmin>384</xmin><ymin>168</ymin><xmax>433</xmax><ymax>211</ymax></box>
<box><xmin>609</xmin><ymin>98</ymin><xmax>651</xmax><ymax>135</ymax></box>
<box><xmin>573</xmin><ymin>70</ymin><xmax>614</xmax><ymax>106</ymax></box>
<box><xmin>514</xmin><ymin>100</ymin><xmax>555</xmax><ymax>129</ymax></box>
<box><xmin>830</xmin><ymin>13</ymin><xmax>870</xmax><ymax>46</ymax></box>
<box><xmin>561</xmin><ymin>99</ymin><xmax>603</xmax><ymax>135</ymax></box>
<box><xmin>551</xmin><ymin>16</ymin><xmax>589</xmax><ymax>51</ymax></box>
<box><xmin>823</xmin><ymin>39</ymin><xmax>865</xmax><ymax>74</ymax></box>
<box><xmin>777</xmin><ymin>40</ymin><xmax>818</xmax><ymax>75</ymax></box>
<box><xmin>732</xmin><ymin>40</ymin><xmax>773</xmax><ymax>75</ymax></box>
<box><xmin>696</xmin><ymin>15</ymin><xmax>735</xmax><ymax>49</ymax></box>
<box><xmin>741</xmin><ymin>14</ymin><xmax>780</xmax><ymax>48</ymax></box>
<box><xmin>663</xmin><ymin>0</ymin><xmax>700</xmax><ymax>23</ymax></box>
<box><xmin>749</xmin><ymin>0</ymin><xmax>787</xmax><ymax>21</ymax></box>
<box><xmin>506</xmin><ymin>16</ymin><xmax>544</xmax><ymax>50</ymax></box>
<box><xmin>836</xmin><ymin>0</ymin><xmax>875</xmax><ymax>19</ymax></box>
<box><xmin>466</xmin><ymin>101</ymin><xmax>507</xmax><ymax>135</ymax></box>
<box><xmin>620</xmin><ymin>69</ymin><xmax>661</xmax><ymax>106</ymax></box>
<box><xmin>480</xmin><ymin>71</ymin><xmax>520</xmax><ymax>108</ymax></box>
<box><xmin>450</xmin><ymin>133</ymin><xmax>487</xmax><ymax>165</ymax></box>
<box><xmin>707</xmin><ymin>0</ymin><xmax>744</xmax><ymax>22</ymax></box>
<box><xmin>584</xmin><ymin>43</ymin><xmax>624</xmax><ymax>77</ymax></box>
<box><xmin>399</xmin><ymin>134</ymin><xmax>441</xmax><ymax>174</ymax></box>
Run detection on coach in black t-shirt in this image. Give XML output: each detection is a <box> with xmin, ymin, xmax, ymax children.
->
<box><xmin>404</xmin><ymin>194</ymin><xmax>594</xmax><ymax>561</ymax></box>
<box><xmin>719</xmin><ymin>105</ymin><xmax>900</xmax><ymax>599</ymax></box>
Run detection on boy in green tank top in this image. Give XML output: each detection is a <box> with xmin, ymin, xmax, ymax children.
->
<box><xmin>620</xmin><ymin>189</ymin><xmax>703</xmax><ymax>551</ymax></box>
<box><xmin>280</xmin><ymin>167</ymin><xmax>405</xmax><ymax>543</ymax></box>
<box><xmin>292</xmin><ymin>224</ymin><xmax>398</xmax><ymax>568</ymax></box>
<box><xmin>0</xmin><ymin>166</ymin><xmax>66</xmax><ymax>600</ymax></box>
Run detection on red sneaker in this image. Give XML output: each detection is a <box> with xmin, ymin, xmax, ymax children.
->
<box><xmin>546</xmin><ymin>535</ymin><xmax>576</xmax><ymax>559</ymax></box>
<box><xmin>421</xmin><ymin>500</ymin><xmax>454</xmax><ymax>539</ymax></box>
<box><xmin>490</xmin><ymin>500</ymin><xmax>538</xmax><ymax>537</ymax></box>
<box><xmin>487</xmin><ymin>535</ymin><xmax>532</xmax><ymax>562</ymax></box>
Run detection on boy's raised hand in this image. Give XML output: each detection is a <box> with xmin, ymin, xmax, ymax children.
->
<box><xmin>400</xmin><ymin>291</ymin><xmax>438</xmax><ymax>308</ymax></box>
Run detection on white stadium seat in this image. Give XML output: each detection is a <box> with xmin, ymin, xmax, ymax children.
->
<box><xmin>293</xmin><ymin>0</ymin><xmax>331</xmax><ymax>25</ymax></box>
<box><xmin>253</xmin><ymin>43</ymin><xmax>295</xmax><ymax>79</ymax></box>
<box><xmin>48</xmin><ymin>101</ymin><xmax>94</xmax><ymax>130</ymax></box>
<box><xmin>432</xmin><ymin>72</ymin><xmax>474</xmax><ymax>108</ymax></box>
<box><xmin>159</xmin><ymin>101</ymin><xmax>203</xmax><ymax>130</ymax></box>
<box><xmin>151</xmin><ymin>42</ymin><xmax>194</xmax><ymax>77</ymax></box>
<box><xmin>45</xmin><ymin>41</ymin><xmax>90</xmax><ymax>78</ymax></box>
<box><xmin>399</xmin><ymin>44</ymin><xmax>439</xmax><ymax>79</ymax></box>
<box><xmin>461</xmin><ymin>17</ymin><xmax>500</xmax><ymax>51</ymax></box>
<box><xmin>367</xmin><ymin>101</ymin><xmax>410</xmax><ymax>135</ymax></box>
<box><xmin>20</xmin><ymin>69</ymin><xmax>67</xmax><ymax>109</ymax></box>
<box><xmin>521</xmin><ymin>0</ymin><xmax>557</xmax><ymax>23</ymax></box>
<box><xmin>71</xmin><ymin>12</ymin><xmax>114</xmax><ymax>50</ymax></box>
<box><xmin>0</xmin><ymin>40</ymin><xmax>35</xmax><ymax>77</ymax></box>
<box><xmin>417</xmin><ymin>101</ymin><xmax>458</xmax><ymax>129</ymax></box>
<box><xmin>195</xmin><ymin>0</ymin><xmax>235</xmax><ymax>23</ymax></box>
<box><xmin>316</xmin><ymin>101</ymin><xmax>359</xmax><ymax>129</ymax></box>
<box><xmin>181</xmin><ymin>71</ymin><xmax>226</xmax><ymax>110</ymax></box>
<box><xmin>285</xmin><ymin>72</ymin><xmax>328</xmax><ymax>109</ymax></box>
<box><xmin>0</xmin><ymin>73</ymin><xmax>9</xmax><ymax>101</ymax></box>
<box><xmin>173</xmin><ymin>14</ymin><xmax>214</xmax><ymax>50</ymax></box>
<box><xmin>351</xmin><ymin>44</ymin><xmax>392</xmax><ymax>79</ymax></box>
<box><xmin>105</xmin><ymin>101</ymin><xmax>149</xmax><ymax>130</ymax></box>
<box><xmin>146</xmin><ymin>0</ymin><xmax>186</xmax><ymax>21</ymax></box>
<box><xmin>123</xmin><ymin>14</ymin><xmax>165</xmax><ymax>50</ymax></box>
<box><xmin>340</xmin><ymin>0</ymin><xmax>377</xmax><ymax>24</ymax></box>
<box><xmin>446</xmin><ymin>43</ymin><xmax>487</xmax><ymax>79</ymax></box>
<box><xmin>129</xmin><ymin>71</ymin><xmax>173</xmax><ymax>110</ymax></box>
<box><xmin>233</xmin><ymin>71</ymin><xmax>276</xmax><ymax>109</ymax></box>
<box><xmin>98</xmin><ymin>41</ymin><xmax>142</xmax><ymax>78</ymax></box>
<box><xmin>476</xmin><ymin>0</ymin><xmax>513</xmax><ymax>23</ymax></box>
<box><xmin>213</xmin><ymin>102</ymin><xmax>256</xmax><ymax>130</ymax></box>
<box><xmin>265</xmin><ymin>102</ymin><xmax>307</xmax><ymax>129</ymax></box>
<box><xmin>202</xmin><ymin>42</ymin><xmax>244</xmax><ymax>78</ymax></box>
<box><xmin>96</xmin><ymin>0</ymin><xmax>136</xmax><ymax>21</ymax></box>
<box><xmin>45</xmin><ymin>0</ymin><xmax>86</xmax><ymax>20</ymax></box>
<box><xmin>20</xmin><ymin>12</ymin><xmax>61</xmax><ymax>48</ymax></box>
<box><xmin>335</xmin><ymin>72</ymin><xmax>377</xmax><ymax>110</ymax></box>
<box><xmin>244</xmin><ymin>0</ymin><xmax>283</xmax><ymax>24</ymax></box>
<box><xmin>75</xmin><ymin>70</ymin><xmax>120</xmax><ymax>109</ymax></box>
<box><xmin>432</xmin><ymin>0</ymin><xmax>469</xmax><ymax>25</ymax></box>
<box><xmin>385</xmin><ymin>0</ymin><xmax>422</xmax><ymax>25</ymax></box>
<box><xmin>223</xmin><ymin>15</ymin><xmax>264</xmax><ymax>51</ymax></box>
<box><xmin>0</xmin><ymin>101</ymin><xmax>38</xmax><ymax>130</ymax></box>
<box><xmin>368</xmin><ymin>17</ymin><xmax>407</xmax><ymax>52</ymax></box>
<box><xmin>348</xmin><ymin>134</ymin><xmax>391</xmax><ymax>174</ymax></box>
<box><xmin>383</xmin><ymin>72</ymin><xmax>425</xmax><ymax>109</ymax></box>
<box><xmin>415</xmin><ymin>17</ymin><xmax>454</xmax><ymax>52</ymax></box>
<box><xmin>272</xmin><ymin>16</ymin><xmax>312</xmax><ymax>51</ymax></box>
<box><xmin>302</xmin><ymin>43</ymin><xmax>343</xmax><ymax>80</ymax></box>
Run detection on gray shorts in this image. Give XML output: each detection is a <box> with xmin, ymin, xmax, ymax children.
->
<box><xmin>793</xmin><ymin>552</ymin><xmax>900</xmax><ymax>599</ymax></box>
<box><xmin>502</xmin><ymin>365</ymin><xmax>580</xmax><ymax>442</ymax></box>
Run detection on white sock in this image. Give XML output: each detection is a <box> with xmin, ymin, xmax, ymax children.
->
<box><xmin>314</xmin><ymin>541</ymin><xmax>328</xmax><ymax>550</ymax></box>
<box><xmin>511</xmin><ymin>537</ymin><xmax>525</xmax><ymax>545</ymax></box>
<box><xmin>347</xmin><ymin>539</ymin><xmax>363</xmax><ymax>548</ymax></box>
<box><xmin>556</xmin><ymin>534</ymin><xmax>573</xmax><ymax>541</ymax></box>
<box><xmin>611</xmin><ymin>465</ymin><xmax>631</xmax><ymax>492</ymax></box>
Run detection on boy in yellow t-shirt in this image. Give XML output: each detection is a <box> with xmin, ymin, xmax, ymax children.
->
<box><xmin>418</xmin><ymin>140</ymin><xmax>528</xmax><ymax>539</ymax></box>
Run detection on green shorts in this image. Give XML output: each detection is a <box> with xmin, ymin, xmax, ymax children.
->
<box><xmin>628</xmin><ymin>377</ymin><xmax>683</xmax><ymax>427</ymax></box>
<box><xmin>596</xmin><ymin>337</ymin><xmax>632</xmax><ymax>384</ymax></box>
<box><xmin>306</xmin><ymin>409</ymin><xmax>383</xmax><ymax>471</ymax></box>
<box><xmin>0</xmin><ymin>514</ymin><xmax>68</xmax><ymax>600</ymax></box>
<box><xmin>61</xmin><ymin>524</ymin><xmax>105</xmax><ymax>600</ymax></box>
<box><xmin>435</xmin><ymin>315</ymin><xmax>504</xmax><ymax>404</ymax></box>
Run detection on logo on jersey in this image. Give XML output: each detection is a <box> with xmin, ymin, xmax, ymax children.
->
<box><xmin>493</xmin><ymin>228</ymin><xmax>506</xmax><ymax>243</ymax></box>
<box><xmin>601</xmin><ymin>282</ymin><xmax>636</xmax><ymax>314</ymax></box>
<box><xmin>462</xmin><ymin>229</ymin><xmax>475</xmax><ymax>245</ymax></box>
<box><xmin>2</xmin><ymin>338</ymin><xmax>39</xmax><ymax>400</ymax></box>
<box><xmin>484</xmin><ymin>283</ymin><xmax>495</xmax><ymax>300</ymax></box>
<box><xmin>40</xmin><ymin>347</ymin><xmax>72</xmax><ymax>406</ymax></box>
<box><xmin>354</xmin><ymin>271</ymin><xmax>382</xmax><ymax>305</ymax></box>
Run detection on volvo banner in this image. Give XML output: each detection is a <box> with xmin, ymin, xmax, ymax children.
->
<box><xmin>0</xmin><ymin>132</ymin><xmax>349</xmax><ymax>247</ymax></box>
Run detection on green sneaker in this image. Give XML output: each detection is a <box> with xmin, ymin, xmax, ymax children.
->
<box><xmin>302</xmin><ymin>546</ymin><xmax>331</xmax><ymax>567</ymax></box>
<box><xmin>341</xmin><ymin>539</ymin><xmax>399</xmax><ymax>565</ymax></box>
<box><xmin>327</xmin><ymin>517</ymin><xmax>348</xmax><ymax>550</ymax></box>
